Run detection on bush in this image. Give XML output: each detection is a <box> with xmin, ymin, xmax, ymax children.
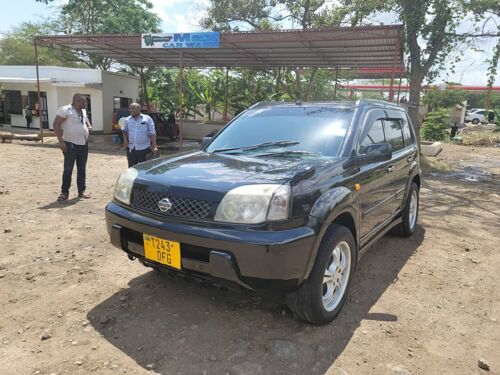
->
<box><xmin>420</xmin><ymin>109</ymin><xmax>449</xmax><ymax>141</ymax></box>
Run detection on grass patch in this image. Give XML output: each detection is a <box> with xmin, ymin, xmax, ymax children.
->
<box><xmin>460</xmin><ymin>130</ymin><xmax>500</xmax><ymax>146</ymax></box>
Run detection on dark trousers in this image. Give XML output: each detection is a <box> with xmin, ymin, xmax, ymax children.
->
<box><xmin>26</xmin><ymin>116</ymin><xmax>32</xmax><ymax>128</ymax></box>
<box><xmin>127</xmin><ymin>147</ymin><xmax>150</xmax><ymax>167</ymax></box>
<box><xmin>61</xmin><ymin>141</ymin><xmax>88</xmax><ymax>194</ymax></box>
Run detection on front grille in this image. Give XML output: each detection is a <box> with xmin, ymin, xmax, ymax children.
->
<box><xmin>132</xmin><ymin>190</ymin><xmax>214</xmax><ymax>220</ymax></box>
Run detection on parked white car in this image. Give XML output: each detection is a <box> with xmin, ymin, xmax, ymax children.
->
<box><xmin>465</xmin><ymin>109</ymin><xmax>495</xmax><ymax>124</ymax></box>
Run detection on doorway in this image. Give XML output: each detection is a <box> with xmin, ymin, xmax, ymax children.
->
<box><xmin>28</xmin><ymin>91</ymin><xmax>48</xmax><ymax>129</ymax></box>
<box><xmin>82</xmin><ymin>94</ymin><xmax>92</xmax><ymax>125</ymax></box>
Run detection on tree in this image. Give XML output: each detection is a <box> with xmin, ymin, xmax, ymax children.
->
<box><xmin>420</xmin><ymin>109</ymin><xmax>450</xmax><ymax>141</ymax></box>
<box><xmin>57</xmin><ymin>0</ymin><xmax>161</xmax><ymax>70</ymax></box>
<box><xmin>201</xmin><ymin>0</ymin><xmax>369</xmax><ymax>107</ymax></box>
<box><xmin>56</xmin><ymin>0</ymin><xmax>161</xmax><ymax>104</ymax></box>
<box><xmin>0</xmin><ymin>22</ymin><xmax>81</xmax><ymax>67</ymax></box>
<box><xmin>340</xmin><ymin>0</ymin><xmax>499</xmax><ymax>136</ymax></box>
<box><xmin>393</xmin><ymin>0</ymin><xmax>464</xmax><ymax>135</ymax></box>
<box><xmin>423</xmin><ymin>87</ymin><xmax>466</xmax><ymax>112</ymax></box>
<box><xmin>463</xmin><ymin>0</ymin><xmax>500</xmax><ymax>111</ymax></box>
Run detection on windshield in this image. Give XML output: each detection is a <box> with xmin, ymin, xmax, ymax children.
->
<box><xmin>206</xmin><ymin>106</ymin><xmax>353</xmax><ymax>158</ymax></box>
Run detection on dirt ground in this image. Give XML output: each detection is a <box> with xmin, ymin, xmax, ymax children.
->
<box><xmin>0</xmin><ymin>140</ymin><xmax>499</xmax><ymax>375</ymax></box>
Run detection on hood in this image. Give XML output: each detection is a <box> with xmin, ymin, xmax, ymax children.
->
<box><xmin>133</xmin><ymin>151</ymin><xmax>331</xmax><ymax>197</ymax></box>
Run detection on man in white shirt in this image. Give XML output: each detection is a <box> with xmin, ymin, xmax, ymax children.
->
<box><xmin>53</xmin><ymin>94</ymin><xmax>92</xmax><ymax>201</ymax></box>
<box><xmin>123</xmin><ymin>103</ymin><xmax>158</xmax><ymax>167</ymax></box>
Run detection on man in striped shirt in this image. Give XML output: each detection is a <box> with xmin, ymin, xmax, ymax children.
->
<box><xmin>123</xmin><ymin>103</ymin><xmax>158</xmax><ymax>167</ymax></box>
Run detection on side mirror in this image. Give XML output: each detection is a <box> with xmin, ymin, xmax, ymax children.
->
<box><xmin>200</xmin><ymin>136</ymin><xmax>212</xmax><ymax>148</ymax></box>
<box><xmin>357</xmin><ymin>143</ymin><xmax>392</xmax><ymax>165</ymax></box>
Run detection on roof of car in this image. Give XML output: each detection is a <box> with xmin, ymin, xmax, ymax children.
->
<box><xmin>252</xmin><ymin>99</ymin><xmax>404</xmax><ymax>111</ymax></box>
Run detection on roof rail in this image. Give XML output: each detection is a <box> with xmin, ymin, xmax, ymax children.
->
<box><xmin>357</xmin><ymin>98</ymin><xmax>402</xmax><ymax>109</ymax></box>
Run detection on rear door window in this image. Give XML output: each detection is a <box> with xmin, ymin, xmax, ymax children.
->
<box><xmin>384</xmin><ymin>120</ymin><xmax>404</xmax><ymax>152</ymax></box>
<box><xmin>401</xmin><ymin>118</ymin><xmax>414</xmax><ymax>147</ymax></box>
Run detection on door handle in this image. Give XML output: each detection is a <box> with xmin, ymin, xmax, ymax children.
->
<box><xmin>387</xmin><ymin>165</ymin><xmax>395</xmax><ymax>173</ymax></box>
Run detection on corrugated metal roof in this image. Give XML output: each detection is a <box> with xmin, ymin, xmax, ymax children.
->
<box><xmin>35</xmin><ymin>25</ymin><xmax>404</xmax><ymax>70</ymax></box>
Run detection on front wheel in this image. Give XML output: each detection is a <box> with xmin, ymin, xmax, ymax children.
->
<box><xmin>472</xmin><ymin>118</ymin><xmax>479</xmax><ymax>124</ymax></box>
<box><xmin>286</xmin><ymin>225</ymin><xmax>356</xmax><ymax>325</ymax></box>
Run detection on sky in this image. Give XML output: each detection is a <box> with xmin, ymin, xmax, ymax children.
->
<box><xmin>1</xmin><ymin>0</ymin><xmax>498</xmax><ymax>86</ymax></box>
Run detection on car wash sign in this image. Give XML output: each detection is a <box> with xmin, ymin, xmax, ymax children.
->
<box><xmin>141</xmin><ymin>32</ymin><xmax>220</xmax><ymax>48</ymax></box>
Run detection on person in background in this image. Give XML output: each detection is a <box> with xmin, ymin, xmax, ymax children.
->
<box><xmin>53</xmin><ymin>93</ymin><xmax>92</xmax><ymax>202</ymax></box>
<box><xmin>123</xmin><ymin>102</ymin><xmax>158</xmax><ymax>167</ymax></box>
<box><xmin>488</xmin><ymin>110</ymin><xmax>495</xmax><ymax>124</ymax></box>
<box><xmin>25</xmin><ymin>105</ymin><xmax>32</xmax><ymax>128</ymax></box>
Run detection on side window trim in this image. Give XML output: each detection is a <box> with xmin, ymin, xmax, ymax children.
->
<box><xmin>357</xmin><ymin>118</ymin><xmax>387</xmax><ymax>154</ymax></box>
<box><xmin>360</xmin><ymin>119</ymin><xmax>386</xmax><ymax>148</ymax></box>
<box><xmin>353</xmin><ymin>108</ymin><xmax>387</xmax><ymax>155</ymax></box>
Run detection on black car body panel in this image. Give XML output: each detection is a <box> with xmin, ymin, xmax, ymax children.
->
<box><xmin>105</xmin><ymin>99</ymin><xmax>421</xmax><ymax>293</ymax></box>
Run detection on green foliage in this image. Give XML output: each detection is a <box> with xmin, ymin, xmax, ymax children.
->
<box><xmin>462</xmin><ymin>92</ymin><xmax>500</xmax><ymax>110</ymax></box>
<box><xmin>58</xmin><ymin>0</ymin><xmax>161</xmax><ymax>69</ymax></box>
<box><xmin>201</xmin><ymin>0</ymin><xmax>388</xmax><ymax>32</ymax></box>
<box><xmin>423</xmin><ymin>88</ymin><xmax>466</xmax><ymax>112</ymax></box>
<box><xmin>420</xmin><ymin>109</ymin><xmax>450</xmax><ymax>141</ymax></box>
<box><xmin>146</xmin><ymin>66</ymin><xmax>351</xmax><ymax>120</ymax></box>
<box><xmin>0</xmin><ymin>22</ymin><xmax>81</xmax><ymax>67</ymax></box>
<box><xmin>463</xmin><ymin>0</ymin><xmax>500</xmax><ymax>90</ymax></box>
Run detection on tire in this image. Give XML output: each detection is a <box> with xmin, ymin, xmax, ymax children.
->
<box><xmin>393</xmin><ymin>182</ymin><xmax>419</xmax><ymax>237</ymax></box>
<box><xmin>286</xmin><ymin>224</ymin><xmax>356</xmax><ymax>325</ymax></box>
<box><xmin>472</xmin><ymin>118</ymin><xmax>479</xmax><ymax>124</ymax></box>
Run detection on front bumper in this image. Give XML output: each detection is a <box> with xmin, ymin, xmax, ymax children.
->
<box><xmin>105</xmin><ymin>202</ymin><xmax>317</xmax><ymax>293</ymax></box>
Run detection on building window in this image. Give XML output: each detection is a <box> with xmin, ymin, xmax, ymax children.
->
<box><xmin>114</xmin><ymin>96</ymin><xmax>132</xmax><ymax>110</ymax></box>
<box><xmin>4</xmin><ymin>90</ymin><xmax>22</xmax><ymax>114</ymax></box>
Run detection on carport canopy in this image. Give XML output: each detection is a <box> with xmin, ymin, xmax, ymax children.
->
<box><xmin>35</xmin><ymin>25</ymin><xmax>404</xmax><ymax>70</ymax></box>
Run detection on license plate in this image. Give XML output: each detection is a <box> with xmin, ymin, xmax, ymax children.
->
<box><xmin>143</xmin><ymin>234</ymin><xmax>181</xmax><ymax>270</ymax></box>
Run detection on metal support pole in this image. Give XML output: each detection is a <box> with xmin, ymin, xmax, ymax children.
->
<box><xmin>333</xmin><ymin>67</ymin><xmax>339</xmax><ymax>101</ymax></box>
<box><xmin>223</xmin><ymin>67</ymin><xmax>229</xmax><ymax>121</ymax></box>
<box><xmin>179</xmin><ymin>50</ymin><xmax>184</xmax><ymax>148</ymax></box>
<box><xmin>34</xmin><ymin>39</ymin><xmax>43</xmax><ymax>143</ymax></box>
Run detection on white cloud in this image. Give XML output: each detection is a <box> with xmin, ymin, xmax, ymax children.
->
<box><xmin>149</xmin><ymin>0</ymin><xmax>208</xmax><ymax>32</ymax></box>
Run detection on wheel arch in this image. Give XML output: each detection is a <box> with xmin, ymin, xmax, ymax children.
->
<box><xmin>303</xmin><ymin>205</ymin><xmax>359</xmax><ymax>282</ymax></box>
<box><xmin>412</xmin><ymin>174</ymin><xmax>421</xmax><ymax>189</ymax></box>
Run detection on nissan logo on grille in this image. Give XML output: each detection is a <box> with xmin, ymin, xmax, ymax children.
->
<box><xmin>158</xmin><ymin>198</ymin><xmax>173</xmax><ymax>213</ymax></box>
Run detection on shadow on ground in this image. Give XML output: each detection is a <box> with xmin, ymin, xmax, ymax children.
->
<box><xmin>88</xmin><ymin>227</ymin><xmax>425</xmax><ymax>375</ymax></box>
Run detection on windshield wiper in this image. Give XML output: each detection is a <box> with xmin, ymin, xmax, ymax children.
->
<box><xmin>212</xmin><ymin>140</ymin><xmax>300</xmax><ymax>154</ymax></box>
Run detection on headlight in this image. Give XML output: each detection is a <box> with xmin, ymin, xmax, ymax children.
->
<box><xmin>113</xmin><ymin>168</ymin><xmax>139</xmax><ymax>205</ymax></box>
<box><xmin>214</xmin><ymin>184</ymin><xmax>291</xmax><ymax>224</ymax></box>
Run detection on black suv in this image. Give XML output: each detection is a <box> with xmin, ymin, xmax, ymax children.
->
<box><xmin>106</xmin><ymin>100</ymin><xmax>421</xmax><ymax>325</ymax></box>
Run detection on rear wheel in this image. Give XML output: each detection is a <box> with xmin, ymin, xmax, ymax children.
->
<box><xmin>286</xmin><ymin>225</ymin><xmax>356</xmax><ymax>325</ymax></box>
<box><xmin>472</xmin><ymin>118</ymin><xmax>479</xmax><ymax>124</ymax></box>
<box><xmin>393</xmin><ymin>182</ymin><xmax>419</xmax><ymax>237</ymax></box>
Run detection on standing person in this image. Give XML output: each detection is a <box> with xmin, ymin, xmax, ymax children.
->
<box><xmin>123</xmin><ymin>103</ymin><xmax>158</xmax><ymax>167</ymax></box>
<box><xmin>25</xmin><ymin>105</ymin><xmax>32</xmax><ymax>128</ymax></box>
<box><xmin>53</xmin><ymin>94</ymin><xmax>92</xmax><ymax>202</ymax></box>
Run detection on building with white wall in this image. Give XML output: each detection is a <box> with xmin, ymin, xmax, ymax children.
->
<box><xmin>0</xmin><ymin>66</ymin><xmax>139</xmax><ymax>133</ymax></box>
